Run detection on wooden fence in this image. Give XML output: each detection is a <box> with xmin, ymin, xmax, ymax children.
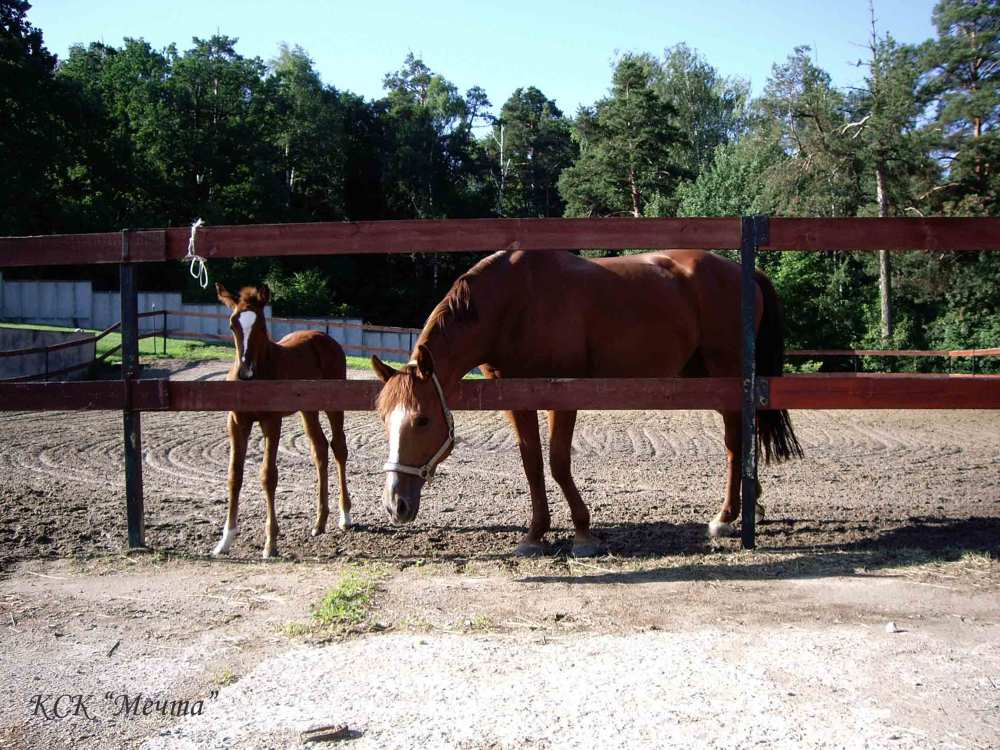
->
<box><xmin>2</xmin><ymin>216</ymin><xmax>1000</xmax><ymax>551</ymax></box>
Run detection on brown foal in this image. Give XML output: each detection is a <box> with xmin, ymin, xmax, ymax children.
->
<box><xmin>211</xmin><ymin>283</ymin><xmax>351</xmax><ymax>558</ymax></box>
<box><xmin>371</xmin><ymin>249</ymin><xmax>802</xmax><ymax>557</ymax></box>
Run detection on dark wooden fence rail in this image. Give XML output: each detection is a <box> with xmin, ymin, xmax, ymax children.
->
<box><xmin>4</xmin><ymin>374</ymin><xmax>999</xmax><ymax>412</ymax></box>
<box><xmin>2</xmin><ymin>216</ymin><xmax>999</xmax><ymax>551</ymax></box>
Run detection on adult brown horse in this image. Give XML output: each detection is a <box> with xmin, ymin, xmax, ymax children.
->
<box><xmin>371</xmin><ymin>249</ymin><xmax>802</xmax><ymax>557</ymax></box>
<box><xmin>211</xmin><ymin>283</ymin><xmax>351</xmax><ymax>558</ymax></box>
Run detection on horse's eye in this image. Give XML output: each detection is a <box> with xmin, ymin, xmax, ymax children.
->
<box><xmin>415</xmin><ymin>416</ymin><xmax>430</xmax><ymax>428</ymax></box>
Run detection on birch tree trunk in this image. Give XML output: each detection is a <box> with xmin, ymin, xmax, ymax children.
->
<box><xmin>875</xmin><ymin>161</ymin><xmax>893</xmax><ymax>340</ymax></box>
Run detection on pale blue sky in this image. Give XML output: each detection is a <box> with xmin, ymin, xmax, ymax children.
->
<box><xmin>30</xmin><ymin>0</ymin><xmax>938</xmax><ymax>116</ymax></box>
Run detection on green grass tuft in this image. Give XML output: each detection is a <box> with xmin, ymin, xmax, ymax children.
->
<box><xmin>312</xmin><ymin>568</ymin><xmax>377</xmax><ymax>627</ymax></box>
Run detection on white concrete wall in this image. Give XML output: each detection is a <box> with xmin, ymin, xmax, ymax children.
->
<box><xmin>0</xmin><ymin>328</ymin><xmax>96</xmax><ymax>380</ymax></box>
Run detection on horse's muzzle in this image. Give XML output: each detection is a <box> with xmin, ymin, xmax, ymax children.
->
<box><xmin>383</xmin><ymin>472</ymin><xmax>422</xmax><ymax>524</ymax></box>
<box><xmin>238</xmin><ymin>364</ymin><xmax>255</xmax><ymax>380</ymax></box>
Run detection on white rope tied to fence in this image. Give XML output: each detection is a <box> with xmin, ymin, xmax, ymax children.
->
<box><xmin>185</xmin><ymin>218</ymin><xmax>209</xmax><ymax>289</ymax></box>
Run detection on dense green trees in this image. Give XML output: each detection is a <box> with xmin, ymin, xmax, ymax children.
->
<box><xmin>559</xmin><ymin>54</ymin><xmax>685</xmax><ymax>218</ymax></box>
<box><xmin>2</xmin><ymin>0</ymin><xmax>998</xmax><ymax>353</ymax></box>
<box><xmin>484</xmin><ymin>86</ymin><xmax>576</xmax><ymax>217</ymax></box>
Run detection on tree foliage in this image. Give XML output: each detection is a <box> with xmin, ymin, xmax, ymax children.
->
<box><xmin>2</xmin><ymin>2</ymin><xmax>999</xmax><ymax>357</ymax></box>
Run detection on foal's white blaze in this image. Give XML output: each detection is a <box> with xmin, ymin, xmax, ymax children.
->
<box><xmin>387</xmin><ymin>404</ymin><xmax>409</xmax><ymax>465</ymax></box>
<box><xmin>212</xmin><ymin>524</ymin><xmax>239</xmax><ymax>555</ymax></box>
<box><xmin>237</xmin><ymin>310</ymin><xmax>256</xmax><ymax>361</ymax></box>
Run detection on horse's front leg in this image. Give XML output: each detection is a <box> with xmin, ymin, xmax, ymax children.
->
<box><xmin>507</xmin><ymin>410</ymin><xmax>551</xmax><ymax>556</ymax></box>
<box><xmin>259</xmin><ymin>416</ymin><xmax>282</xmax><ymax>558</ymax></box>
<box><xmin>709</xmin><ymin>411</ymin><xmax>765</xmax><ymax>538</ymax></box>
<box><xmin>326</xmin><ymin>410</ymin><xmax>351</xmax><ymax>530</ymax></box>
<box><xmin>548</xmin><ymin>410</ymin><xmax>605</xmax><ymax>556</ymax></box>
<box><xmin>300</xmin><ymin>411</ymin><xmax>330</xmax><ymax>536</ymax></box>
<box><xmin>213</xmin><ymin>412</ymin><xmax>251</xmax><ymax>556</ymax></box>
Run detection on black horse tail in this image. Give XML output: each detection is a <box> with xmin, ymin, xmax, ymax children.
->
<box><xmin>754</xmin><ymin>270</ymin><xmax>804</xmax><ymax>464</ymax></box>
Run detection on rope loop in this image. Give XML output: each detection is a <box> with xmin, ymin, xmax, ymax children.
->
<box><xmin>185</xmin><ymin>218</ymin><xmax>209</xmax><ymax>288</ymax></box>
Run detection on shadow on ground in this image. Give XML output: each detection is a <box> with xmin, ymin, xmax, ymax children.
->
<box><xmin>515</xmin><ymin>516</ymin><xmax>1000</xmax><ymax>585</ymax></box>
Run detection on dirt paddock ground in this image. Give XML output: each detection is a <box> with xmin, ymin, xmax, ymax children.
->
<box><xmin>1</xmin><ymin>360</ymin><xmax>999</xmax><ymax>748</ymax></box>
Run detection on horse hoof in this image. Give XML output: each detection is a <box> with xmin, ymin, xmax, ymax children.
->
<box><xmin>210</xmin><ymin>545</ymin><xmax>228</xmax><ymax>557</ymax></box>
<box><xmin>311</xmin><ymin>525</ymin><xmax>326</xmax><ymax>537</ymax></box>
<box><xmin>708</xmin><ymin>519</ymin><xmax>737</xmax><ymax>538</ymax></box>
<box><xmin>262</xmin><ymin>547</ymin><xmax>278</xmax><ymax>559</ymax></box>
<box><xmin>514</xmin><ymin>541</ymin><xmax>548</xmax><ymax>557</ymax></box>
<box><xmin>337</xmin><ymin>512</ymin><xmax>352</xmax><ymax>531</ymax></box>
<box><xmin>571</xmin><ymin>539</ymin><xmax>607</xmax><ymax>558</ymax></box>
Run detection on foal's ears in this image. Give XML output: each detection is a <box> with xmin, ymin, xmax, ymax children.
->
<box><xmin>414</xmin><ymin>344</ymin><xmax>435</xmax><ymax>380</ymax></box>
<box><xmin>371</xmin><ymin>355</ymin><xmax>398</xmax><ymax>383</ymax></box>
<box><xmin>216</xmin><ymin>283</ymin><xmax>237</xmax><ymax>310</ymax></box>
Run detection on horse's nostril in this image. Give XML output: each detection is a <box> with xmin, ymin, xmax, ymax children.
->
<box><xmin>395</xmin><ymin>497</ymin><xmax>409</xmax><ymax>518</ymax></box>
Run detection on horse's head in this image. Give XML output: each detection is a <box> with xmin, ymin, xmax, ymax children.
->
<box><xmin>216</xmin><ymin>282</ymin><xmax>270</xmax><ymax>380</ymax></box>
<box><xmin>372</xmin><ymin>345</ymin><xmax>454</xmax><ymax>524</ymax></box>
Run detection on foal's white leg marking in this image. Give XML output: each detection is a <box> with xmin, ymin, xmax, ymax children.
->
<box><xmin>237</xmin><ymin>310</ymin><xmax>256</xmax><ymax>361</ymax></box>
<box><xmin>338</xmin><ymin>510</ymin><xmax>352</xmax><ymax>530</ymax></box>
<box><xmin>212</xmin><ymin>524</ymin><xmax>239</xmax><ymax>556</ymax></box>
<box><xmin>708</xmin><ymin>514</ymin><xmax>737</xmax><ymax>538</ymax></box>
<box><xmin>387</xmin><ymin>404</ymin><xmax>409</xmax><ymax>464</ymax></box>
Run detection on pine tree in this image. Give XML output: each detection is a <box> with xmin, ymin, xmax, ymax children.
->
<box><xmin>559</xmin><ymin>54</ymin><xmax>684</xmax><ymax>218</ymax></box>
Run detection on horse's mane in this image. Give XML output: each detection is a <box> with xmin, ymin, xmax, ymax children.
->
<box><xmin>425</xmin><ymin>275</ymin><xmax>477</xmax><ymax>333</ymax></box>
<box><xmin>423</xmin><ymin>252</ymin><xmax>508</xmax><ymax>334</ymax></box>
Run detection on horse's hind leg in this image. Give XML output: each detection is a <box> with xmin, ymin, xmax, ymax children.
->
<box><xmin>507</xmin><ymin>410</ymin><xmax>551</xmax><ymax>556</ymax></box>
<box><xmin>213</xmin><ymin>412</ymin><xmax>251</xmax><ymax>556</ymax></box>
<box><xmin>548</xmin><ymin>410</ymin><xmax>604</xmax><ymax>557</ymax></box>
<box><xmin>259</xmin><ymin>416</ymin><xmax>282</xmax><ymax>558</ymax></box>
<box><xmin>325</xmin><ymin>410</ymin><xmax>351</xmax><ymax>530</ymax></box>
<box><xmin>301</xmin><ymin>411</ymin><xmax>330</xmax><ymax>536</ymax></box>
<box><xmin>709</xmin><ymin>411</ymin><xmax>765</xmax><ymax>538</ymax></box>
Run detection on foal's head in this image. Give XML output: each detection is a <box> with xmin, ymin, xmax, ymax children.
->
<box><xmin>216</xmin><ymin>283</ymin><xmax>270</xmax><ymax>380</ymax></box>
<box><xmin>372</xmin><ymin>345</ymin><xmax>454</xmax><ymax>524</ymax></box>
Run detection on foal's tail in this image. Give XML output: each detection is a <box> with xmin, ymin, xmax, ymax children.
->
<box><xmin>754</xmin><ymin>271</ymin><xmax>804</xmax><ymax>464</ymax></box>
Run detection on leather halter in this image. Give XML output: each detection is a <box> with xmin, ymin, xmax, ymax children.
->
<box><xmin>382</xmin><ymin>370</ymin><xmax>454</xmax><ymax>483</ymax></box>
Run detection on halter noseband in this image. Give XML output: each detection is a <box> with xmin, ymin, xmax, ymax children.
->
<box><xmin>382</xmin><ymin>370</ymin><xmax>455</xmax><ymax>483</ymax></box>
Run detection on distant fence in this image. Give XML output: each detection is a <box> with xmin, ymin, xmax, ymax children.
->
<box><xmin>0</xmin><ymin>275</ymin><xmax>419</xmax><ymax>361</ymax></box>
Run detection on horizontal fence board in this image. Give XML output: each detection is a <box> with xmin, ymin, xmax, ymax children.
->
<box><xmin>6</xmin><ymin>218</ymin><xmax>1000</xmax><ymax>268</ymax></box>
<box><xmin>155</xmin><ymin>378</ymin><xmax>745</xmax><ymax>412</ymax></box>
<box><xmin>0</xmin><ymin>381</ymin><xmax>125</xmax><ymax>409</ymax></box>
<box><xmin>789</xmin><ymin>349</ymin><xmax>952</xmax><ymax>358</ymax></box>
<box><xmin>948</xmin><ymin>347</ymin><xmax>1000</xmax><ymax>357</ymax></box>
<box><xmin>2</xmin><ymin>375</ymin><xmax>999</xmax><ymax>412</ymax></box>
<box><xmin>169</xmin><ymin>218</ymin><xmax>740</xmax><ymax>259</ymax></box>
<box><xmin>0</xmin><ymin>230</ymin><xmax>167</xmax><ymax>267</ymax></box>
<box><xmin>769</xmin><ymin>374</ymin><xmax>1000</xmax><ymax>409</ymax></box>
<box><xmin>765</xmin><ymin>218</ymin><xmax>1000</xmax><ymax>251</ymax></box>
<box><xmin>3</xmin><ymin>219</ymin><xmax>740</xmax><ymax>267</ymax></box>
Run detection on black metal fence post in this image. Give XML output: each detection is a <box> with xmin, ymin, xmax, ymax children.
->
<box><xmin>120</xmin><ymin>230</ymin><xmax>145</xmax><ymax>549</ymax></box>
<box><xmin>740</xmin><ymin>215</ymin><xmax>768</xmax><ymax>550</ymax></box>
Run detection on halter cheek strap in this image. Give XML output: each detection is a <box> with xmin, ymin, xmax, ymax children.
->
<box><xmin>382</xmin><ymin>371</ymin><xmax>455</xmax><ymax>483</ymax></box>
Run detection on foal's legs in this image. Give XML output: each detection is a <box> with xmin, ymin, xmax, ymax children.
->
<box><xmin>259</xmin><ymin>416</ymin><xmax>282</xmax><ymax>558</ymax></box>
<box><xmin>506</xmin><ymin>410</ymin><xmax>551</xmax><ymax>556</ymax></box>
<box><xmin>547</xmin><ymin>410</ymin><xmax>604</xmax><ymax>556</ymax></box>
<box><xmin>212</xmin><ymin>412</ymin><xmax>252</xmax><ymax>556</ymax></box>
<box><xmin>300</xmin><ymin>411</ymin><xmax>329</xmax><ymax>537</ymax></box>
<box><xmin>325</xmin><ymin>410</ymin><xmax>351</xmax><ymax>530</ymax></box>
<box><xmin>708</xmin><ymin>411</ymin><xmax>764</xmax><ymax>538</ymax></box>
